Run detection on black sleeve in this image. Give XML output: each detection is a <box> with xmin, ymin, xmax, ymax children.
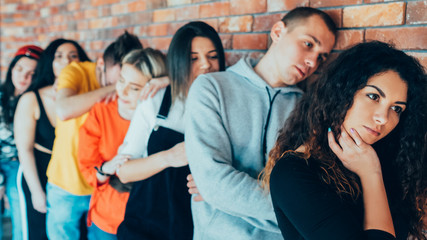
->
<box><xmin>270</xmin><ymin>155</ymin><xmax>396</xmax><ymax>240</ymax></box>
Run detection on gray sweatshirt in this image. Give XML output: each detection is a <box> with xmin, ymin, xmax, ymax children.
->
<box><xmin>185</xmin><ymin>57</ymin><xmax>303</xmax><ymax>240</ymax></box>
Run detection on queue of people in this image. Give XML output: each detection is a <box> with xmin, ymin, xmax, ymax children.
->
<box><xmin>0</xmin><ymin>6</ymin><xmax>425</xmax><ymax>240</ymax></box>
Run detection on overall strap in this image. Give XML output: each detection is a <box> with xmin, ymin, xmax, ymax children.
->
<box><xmin>157</xmin><ymin>86</ymin><xmax>172</xmax><ymax>119</ymax></box>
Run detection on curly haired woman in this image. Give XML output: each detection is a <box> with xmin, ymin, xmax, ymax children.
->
<box><xmin>261</xmin><ymin>41</ymin><xmax>426</xmax><ymax>240</ymax></box>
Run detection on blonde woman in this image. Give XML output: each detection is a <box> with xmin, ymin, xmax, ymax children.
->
<box><xmin>78</xmin><ymin>48</ymin><xmax>167</xmax><ymax>239</ymax></box>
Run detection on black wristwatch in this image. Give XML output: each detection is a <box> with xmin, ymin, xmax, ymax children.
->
<box><xmin>94</xmin><ymin>162</ymin><xmax>113</xmax><ymax>177</ymax></box>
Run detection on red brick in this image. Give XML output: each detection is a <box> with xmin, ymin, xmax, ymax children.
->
<box><xmin>136</xmin><ymin>26</ymin><xmax>149</xmax><ymax>37</ymax></box>
<box><xmin>407</xmin><ymin>52</ymin><xmax>427</xmax><ymax>70</ymax></box>
<box><xmin>176</xmin><ymin>5</ymin><xmax>199</xmax><ymax>21</ymax></box>
<box><xmin>343</xmin><ymin>2</ymin><xmax>405</xmax><ymax>28</ymax></box>
<box><xmin>129</xmin><ymin>1</ymin><xmax>147</xmax><ymax>12</ymax></box>
<box><xmin>49</xmin><ymin>0</ymin><xmax>65</xmax><ymax>5</ymax></box>
<box><xmin>407</xmin><ymin>1</ymin><xmax>427</xmax><ymax>25</ymax></box>
<box><xmin>334</xmin><ymin>30</ymin><xmax>363</xmax><ymax>50</ymax></box>
<box><xmin>200</xmin><ymin>2</ymin><xmax>230</xmax><ymax>18</ymax></box>
<box><xmin>366</xmin><ymin>27</ymin><xmax>426</xmax><ymax>50</ymax></box>
<box><xmin>131</xmin><ymin>11</ymin><xmax>152</xmax><ymax>24</ymax></box>
<box><xmin>233</xmin><ymin>33</ymin><xmax>268</xmax><ymax>50</ymax></box>
<box><xmin>168</xmin><ymin>22</ymin><xmax>187</xmax><ymax>35</ymax></box>
<box><xmin>153</xmin><ymin>8</ymin><xmax>175</xmax><ymax>22</ymax></box>
<box><xmin>140</xmin><ymin>38</ymin><xmax>150</xmax><ymax>48</ymax></box>
<box><xmin>253</xmin><ymin>13</ymin><xmax>282</xmax><ymax>32</ymax></box>
<box><xmin>90</xmin><ymin>41</ymin><xmax>105</xmax><ymax>51</ymax></box>
<box><xmin>84</xmin><ymin>8</ymin><xmax>98</xmax><ymax>19</ymax></box>
<box><xmin>50</xmin><ymin>7</ymin><xmax>60</xmax><ymax>15</ymax></box>
<box><xmin>52</xmin><ymin>15</ymin><xmax>64</xmax><ymax>23</ymax></box>
<box><xmin>116</xmin><ymin>15</ymin><xmax>132</xmax><ymax>27</ymax></box>
<box><xmin>17</xmin><ymin>4</ymin><xmax>31</xmax><ymax>11</ymax></box>
<box><xmin>324</xmin><ymin>9</ymin><xmax>342</xmax><ymax>28</ymax></box>
<box><xmin>96</xmin><ymin>29</ymin><xmax>114</xmax><ymax>40</ymax></box>
<box><xmin>219</xmin><ymin>15</ymin><xmax>253</xmax><ymax>33</ymax></box>
<box><xmin>13</xmin><ymin>21</ymin><xmax>24</xmax><ymax>27</ymax></box>
<box><xmin>148</xmin><ymin>23</ymin><xmax>169</xmax><ymax>36</ymax></box>
<box><xmin>225</xmin><ymin>51</ymin><xmax>265</xmax><ymax>67</ymax></box>
<box><xmin>111</xmin><ymin>3</ymin><xmax>128</xmax><ymax>15</ymax></box>
<box><xmin>73</xmin><ymin>10</ymin><xmax>84</xmax><ymax>19</ymax></box>
<box><xmin>230</xmin><ymin>0</ymin><xmax>266</xmax><ymax>15</ymax></box>
<box><xmin>77</xmin><ymin>21</ymin><xmax>89</xmax><ymax>30</ymax></box>
<box><xmin>220</xmin><ymin>34</ymin><xmax>233</xmax><ymax>49</ymax></box>
<box><xmin>100</xmin><ymin>6</ymin><xmax>112</xmax><ymax>17</ymax></box>
<box><xmin>89</xmin><ymin>17</ymin><xmax>117</xmax><ymax>29</ymax></box>
<box><xmin>64</xmin><ymin>32</ymin><xmax>80</xmax><ymax>41</ymax></box>
<box><xmin>148</xmin><ymin>37</ymin><xmax>173</xmax><ymax>51</ymax></box>
<box><xmin>364</xmin><ymin>0</ymin><xmax>399</xmax><ymax>3</ymax></box>
<box><xmin>67</xmin><ymin>2</ymin><xmax>80</xmax><ymax>11</ymax></box>
<box><xmin>311</xmin><ymin>0</ymin><xmax>361</xmax><ymax>8</ymax></box>
<box><xmin>167</xmin><ymin>0</ymin><xmax>191</xmax><ymax>6</ymax></box>
<box><xmin>146</xmin><ymin>0</ymin><xmax>167</xmax><ymax>10</ymax></box>
<box><xmin>91</xmin><ymin>0</ymin><xmax>119</xmax><ymax>6</ymax></box>
<box><xmin>267</xmin><ymin>0</ymin><xmax>308</xmax><ymax>12</ymax></box>
<box><xmin>12</xmin><ymin>13</ymin><xmax>24</xmax><ymax>19</ymax></box>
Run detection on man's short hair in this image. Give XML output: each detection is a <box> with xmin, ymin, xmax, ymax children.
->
<box><xmin>281</xmin><ymin>7</ymin><xmax>337</xmax><ymax>36</ymax></box>
<box><xmin>103</xmin><ymin>31</ymin><xmax>143</xmax><ymax>67</ymax></box>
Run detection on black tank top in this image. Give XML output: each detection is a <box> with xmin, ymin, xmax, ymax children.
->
<box><xmin>118</xmin><ymin>87</ymin><xmax>193</xmax><ymax>240</ymax></box>
<box><xmin>34</xmin><ymin>90</ymin><xmax>55</xmax><ymax>150</ymax></box>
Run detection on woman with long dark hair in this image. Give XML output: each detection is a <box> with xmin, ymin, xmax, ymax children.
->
<box><xmin>0</xmin><ymin>45</ymin><xmax>43</xmax><ymax>240</ymax></box>
<box><xmin>115</xmin><ymin>21</ymin><xmax>225</xmax><ymax>239</ymax></box>
<box><xmin>261</xmin><ymin>41</ymin><xmax>426</xmax><ymax>240</ymax></box>
<box><xmin>14</xmin><ymin>39</ymin><xmax>89</xmax><ymax>240</ymax></box>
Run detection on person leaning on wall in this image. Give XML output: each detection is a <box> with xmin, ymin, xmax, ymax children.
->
<box><xmin>185</xmin><ymin>6</ymin><xmax>337</xmax><ymax>240</ymax></box>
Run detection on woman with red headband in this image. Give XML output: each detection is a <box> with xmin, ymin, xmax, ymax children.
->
<box><xmin>14</xmin><ymin>39</ymin><xmax>90</xmax><ymax>240</ymax></box>
<box><xmin>0</xmin><ymin>45</ymin><xmax>43</xmax><ymax>240</ymax></box>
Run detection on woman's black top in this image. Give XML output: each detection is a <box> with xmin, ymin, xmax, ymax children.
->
<box><xmin>34</xmin><ymin>90</ymin><xmax>55</xmax><ymax>150</ymax></box>
<box><xmin>270</xmin><ymin>153</ymin><xmax>406</xmax><ymax>240</ymax></box>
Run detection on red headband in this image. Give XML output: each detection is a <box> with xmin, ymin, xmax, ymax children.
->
<box><xmin>14</xmin><ymin>45</ymin><xmax>43</xmax><ymax>60</ymax></box>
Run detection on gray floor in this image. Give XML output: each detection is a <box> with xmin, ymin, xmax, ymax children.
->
<box><xmin>2</xmin><ymin>217</ymin><xmax>12</xmax><ymax>240</ymax></box>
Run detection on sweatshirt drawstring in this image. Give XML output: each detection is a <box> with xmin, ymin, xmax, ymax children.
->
<box><xmin>263</xmin><ymin>87</ymin><xmax>281</xmax><ymax>159</ymax></box>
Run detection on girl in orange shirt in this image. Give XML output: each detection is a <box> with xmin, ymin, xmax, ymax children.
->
<box><xmin>78</xmin><ymin>48</ymin><xmax>167</xmax><ymax>239</ymax></box>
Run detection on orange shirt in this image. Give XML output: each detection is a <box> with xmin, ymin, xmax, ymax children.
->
<box><xmin>78</xmin><ymin>99</ymin><xmax>130</xmax><ymax>234</ymax></box>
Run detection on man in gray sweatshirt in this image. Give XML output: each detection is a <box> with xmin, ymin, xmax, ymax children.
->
<box><xmin>185</xmin><ymin>7</ymin><xmax>338</xmax><ymax>240</ymax></box>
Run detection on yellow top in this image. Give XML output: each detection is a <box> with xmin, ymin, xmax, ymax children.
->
<box><xmin>47</xmin><ymin>61</ymin><xmax>99</xmax><ymax>196</ymax></box>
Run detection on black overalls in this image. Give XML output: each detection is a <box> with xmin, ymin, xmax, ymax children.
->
<box><xmin>117</xmin><ymin>87</ymin><xmax>193</xmax><ymax>240</ymax></box>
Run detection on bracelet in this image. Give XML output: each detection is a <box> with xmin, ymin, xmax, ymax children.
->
<box><xmin>94</xmin><ymin>162</ymin><xmax>113</xmax><ymax>177</ymax></box>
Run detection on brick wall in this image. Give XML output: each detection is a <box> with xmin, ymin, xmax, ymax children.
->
<box><xmin>1</xmin><ymin>0</ymin><xmax>426</xmax><ymax>80</ymax></box>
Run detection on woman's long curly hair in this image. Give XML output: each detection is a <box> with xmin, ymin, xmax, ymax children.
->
<box><xmin>261</xmin><ymin>41</ymin><xmax>426</xmax><ymax>238</ymax></box>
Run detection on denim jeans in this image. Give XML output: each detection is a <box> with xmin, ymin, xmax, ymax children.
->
<box><xmin>0</xmin><ymin>160</ymin><xmax>22</xmax><ymax>240</ymax></box>
<box><xmin>89</xmin><ymin>223</ymin><xmax>117</xmax><ymax>240</ymax></box>
<box><xmin>46</xmin><ymin>183</ymin><xmax>92</xmax><ymax>240</ymax></box>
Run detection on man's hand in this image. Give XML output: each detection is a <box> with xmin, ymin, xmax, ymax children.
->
<box><xmin>100</xmin><ymin>85</ymin><xmax>117</xmax><ymax>104</ymax></box>
<box><xmin>187</xmin><ymin>174</ymin><xmax>204</xmax><ymax>202</ymax></box>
